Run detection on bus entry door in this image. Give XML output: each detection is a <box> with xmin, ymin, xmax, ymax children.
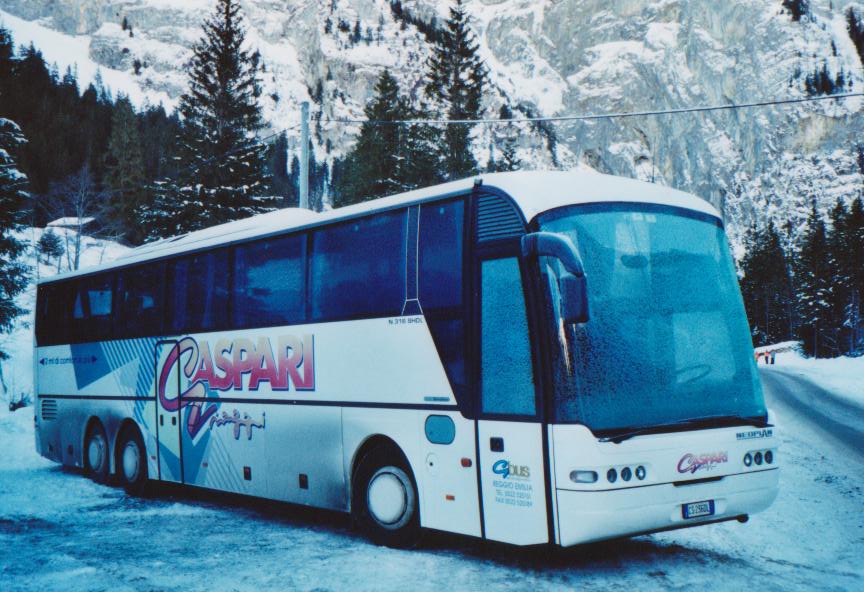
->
<box><xmin>154</xmin><ymin>340</ymin><xmax>183</xmax><ymax>483</ymax></box>
<box><xmin>476</xmin><ymin>256</ymin><xmax>549</xmax><ymax>545</ymax></box>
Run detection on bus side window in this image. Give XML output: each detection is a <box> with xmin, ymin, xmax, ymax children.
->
<box><xmin>71</xmin><ymin>274</ymin><xmax>115</xmax><ymax>343</ymax></box>
<box><xmin>167</xmin><ymin>250</ymin><xmax>231</xmax><ymax>334</ymax></box>
<box><xmin>117</xmin><ymin>263</ymin><xmax>165</xmax><ymax>338</ymax></box>
<box><xmin>36</xmin><ymin>283</ymin><xmax>71</xmax><ymax>346</ymax></box>
<box><xmin>419</xmin><ymin>201</ymin><xmax>466</xmax><ymax>401</ymax></box>
<box><xmin>234</xmin><ymin>234</ymin><xmax>306</xmax><ymax>327</ymax></box>
<box><xmin>310</xmin><ymin>211</ymin><xmax>406</xmax><ymax>321</ymax></box>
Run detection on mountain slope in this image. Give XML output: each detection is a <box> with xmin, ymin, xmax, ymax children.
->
<box><xmin>1</xmin><ymin>0</ymin><xmax>862</xmax><ymax>247</ymax></box>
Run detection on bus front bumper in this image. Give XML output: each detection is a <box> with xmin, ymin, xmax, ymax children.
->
<box><xmin>555</xmin><ymin>468</ymin><xmax>779</xmax><ymax>547</ymax></box>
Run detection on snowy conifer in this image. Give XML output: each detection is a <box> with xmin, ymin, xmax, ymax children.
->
<box><xmin>146</xmin><ymin>0</ymin><xmax>272</xmax><ymax>239</ymax></box>
<box><xmin>795</xmin><ymin>204</ymin><xmax>835</xmax><ymax>357</ymax></box>
<box><xmin>0</xmin><ymin>119</ymin><xmax>29</xmax><ymax>359</ymax></box>
<box><xmin>739</xmin><ymin>222</ymin><xmax>794</xmax><ymax>347</ymax></box>
<box><xmin>423</xmin><ymin>0</ymin><xmax>488</xmax><ymax>180</ymax></box>
<box><xmin>102</xmin><ymin>96</ymin><xmax>148</xmax><ymax>244</ymax></box>
<box><xmin>335</xmin><ymin>70</ymin><xmax>440</xmax><ymax>206</ymax></box>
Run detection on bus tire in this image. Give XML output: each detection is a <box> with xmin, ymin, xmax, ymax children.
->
<box><xmin>84</xmin><ymin>421</ymin><xmax>110</xmax><ymax>483</ymax></box>
<box><xmin>353</xmin><ymin>446</ymin><xmax>420</xmax><ymax>548</ymax></box>
<box><xmin>116</xmin><ymin>425</ymin><xmax>149</xmax><ymax>495</ymax></box>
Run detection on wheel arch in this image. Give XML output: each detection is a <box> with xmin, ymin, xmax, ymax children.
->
<box><xmin>349</xmin><ymin>434</ymin><xmax>415</xmax><ymax>512</ymax></box>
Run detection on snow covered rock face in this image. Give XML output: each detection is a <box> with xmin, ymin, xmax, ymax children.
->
<box><xmin>1</xmin><ymin>0</ymin><xmax>862</xmax><ymax>245</ymax></box>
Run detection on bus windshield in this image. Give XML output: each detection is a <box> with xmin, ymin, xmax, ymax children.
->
<box><xmin>537</xmin><ymin>203</ymin><xmax>766</xmax><ymax>435</ymax></box>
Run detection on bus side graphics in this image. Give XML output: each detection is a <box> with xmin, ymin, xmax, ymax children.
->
<box><xmin>157</xmin><ymin>334</ymin><xmax>315</xmax><ymax>440</ymax></box>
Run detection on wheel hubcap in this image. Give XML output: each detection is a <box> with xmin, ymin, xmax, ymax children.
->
<box><xmin>122</xmin><ymin>441</ymin><xmax>140</xmax><ymax>482</ymax></box>
<box><xmin>88</xmin><ymin>434</ymin><xmax>106</xmax><ymax>472</ymax></box>
<box><xmin>367</xmin><ymin>469</ymin><xmax>408</xmax><ymax>526</ymax></box>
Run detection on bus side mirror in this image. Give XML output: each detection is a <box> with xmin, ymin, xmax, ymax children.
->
<box><xmin>522</xmin><ymin>232</ymin><xmax>589</xmax><ymax>324</ymax></box>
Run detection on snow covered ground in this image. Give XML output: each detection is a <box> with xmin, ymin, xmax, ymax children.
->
<box><xmin>0</xmin><ymin>373</ymin><xmax>862</xmax><ymax>591</ymax></box>
<box><xmin>768</xmin><ymin>350</ymin><xmax>864</xmax><ymax>410</ymax></box>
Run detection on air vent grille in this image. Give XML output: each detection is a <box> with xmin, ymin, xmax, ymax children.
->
<box><xmin>475</xmin><ymin>194</ymin><xmax>525</xmax><ymax>242</ymax></box>
<box><xmin>41</xmin><ymin>398</ymin><xmax>57</xmax><ymax>421</ymax></box>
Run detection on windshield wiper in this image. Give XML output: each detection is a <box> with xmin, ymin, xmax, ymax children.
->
<box><xmin>598</xmin><ymin>414</ymin><xmax>772</xmax><ymax>444</ymax></box>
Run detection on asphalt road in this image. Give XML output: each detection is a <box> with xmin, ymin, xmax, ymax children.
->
<box><xmin>760</xmin><ymin>368</ymin><xmax>864</xmax><ymax>456</ymax></box>
<box><xmin>1</xmin><ymin>373</ymin><xmax>862</xmax><ymax>592</ymax></box>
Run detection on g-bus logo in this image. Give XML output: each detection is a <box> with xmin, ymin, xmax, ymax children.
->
<box><xmin>492</xmin><ymin>459</ymin><xmax>530</xmax><ymax>480</ymax></box>
<box><xmin>676</xmin><ymin>451</ymin><xmax>728</xmax><ymax>475</ymax></box>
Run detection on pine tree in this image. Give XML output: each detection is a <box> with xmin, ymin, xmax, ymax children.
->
<box><xmin>739</xmin><ymin>222</ymin><xmax>795</xmax><ymax>347</ymax></box>
<box><xmin>102</xmin><ymin>96</ymin><xmax>148</xmax><ymax>244</ymax></box>
<box><xmin>0</xmin><ymin>26</ymin><xmax>14</xmax><ymax>114</ymax></box>
<box><xmin>795</xmin><ymin>203</ymin><xmax>835</xmax><ymax>357</ymax></box>
<box><xmin>0</xmin><ymin>119</ymin><xmax>30</xmax><ymax>359</ymax></box>
<box><xmin>334</xmin><ymin>70</ymin><xmax>442</xmax><ymax>207</ymax></box>
<box><xmin>830</xmin><ymin>197</ymin><xmax>864</xmax><ymax>354</ymax></box>
<box><xmin>146</xmin><ymin>0</ymin><xmax>273</xmax><ymax>239</ymax></box>
<box><xmin>37</xmin><ymin>228</ymin><xmax>64</xmax><ymax>270</ymax></box>
<box><xmin>423</xmin><ymin>0</ymin><xmax>488</xmax><ymax>180</ymax></box>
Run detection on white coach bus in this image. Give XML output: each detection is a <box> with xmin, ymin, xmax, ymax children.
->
<box><xmin>33</xmin><ymin>171</ymin><xmax>779</xmax><ymax>547</ymax></box>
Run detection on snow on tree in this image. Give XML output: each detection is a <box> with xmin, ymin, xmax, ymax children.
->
<box><xmin>144</xmin><ymin>0</ymin><xmax>274</xmax><ymax>240</ymax></box>
<box><xmin>795</xmin><ymin>203</ymin><xmax>835</xmax><ymax>357</ymax></box>
<box><xmin>423</xmin><ymin>0</ymin><xmax>488</xmax><ymax>181</ymax></box>
<box><xmin>37</xmin><ymin>228</ymin><xmax>64</xmax><ymax>271</ymax></box>
<box><xmin>0</xmin><ymin>118</ymin><xmax>29</xmax><ymax>361</ymax></box>
<box><xmin>827</xmin><ymin>197</ymin><xmax>864</xmax><ymax>355</ymax></box>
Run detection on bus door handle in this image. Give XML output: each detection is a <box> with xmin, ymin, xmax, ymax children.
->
<box><xmin>171</xmin><ymin>416</ymin><xmax>177</xmax><ymax>426</ymax></box>
<box><xmin>160</xmin><ymin>414</ymin><xmax>164</xmax><ymax>426</ymax></box>
<box><xmin>490</xmin><ymin>437</ymin><xmax>504</xmax><ymax>452</ymax></box>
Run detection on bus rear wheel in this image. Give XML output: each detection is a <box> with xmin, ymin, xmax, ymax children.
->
<box><xmin>116</xmin><ymin>426</ymin><xmax>149</xmax><ymax>495</ymax></box>
<box><xmin>84</xmin><ymin>422</ymin><xmax>109</xmax><ymax>482</ymax></box>
<box><xmin>353</xmin><ymin>446</ymin><xmax>420</xmax><ymax>548</ymax></box>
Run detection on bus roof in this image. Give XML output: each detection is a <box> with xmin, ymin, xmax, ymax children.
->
<box><xmin>40</xmin><ymin>170</ymin><xmax>720</xmax><ymax>284</ymax></box>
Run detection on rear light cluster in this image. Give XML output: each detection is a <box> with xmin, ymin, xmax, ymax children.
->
<box><xmin>743</xmin><ymin>449</ymin><xmax>775</xmax><ymax>468</ymax></box>
<box><xmin>570</xmin><ymin>465</ymin><xmax>648</xmax><ymax>485</ymax></box>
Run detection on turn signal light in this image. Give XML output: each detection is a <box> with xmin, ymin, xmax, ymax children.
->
<box><xmin>570</xmin><ymin>470</ymin><xmax>598</xmax><ymax>484</ymax></box>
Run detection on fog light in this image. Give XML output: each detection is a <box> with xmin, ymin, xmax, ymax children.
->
<box><xmin>635</xmin><ymin>465</ymin><xmax>646</xmax><ymax>480</ymax></box>
<box><xmin>765</xmin><ymin>450</ymin><xmax>773</xmax><ymax>465</ymax></box>
<box><xmin>570</xmin><ymin>470</ymin><xmax>598</xmax><ymax>484</ymax></box>
<box><xmin>743</xmin><ymin>453</ymin><xmax>752</xmax><ymax>467</ymax></box>
<box><xmin>754</xmin><ymin>451</ymin><xmax>763</xmax><ymax>465</ymax></box>
<box><xmin>607</xmin><ymin>468</ymin><xmax>617</xmax><ymax>483</ymax></box>
<box><xmin>621</xmin><ymin>467</ymin><xmax>632</xmax><ymax>482</ymax></box>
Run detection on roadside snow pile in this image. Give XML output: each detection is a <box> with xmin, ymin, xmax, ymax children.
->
<box><xmin>0</xmin><ymin>228</ymin><xmax>130</xmax><ymax>405</ymax></box>
<box><xmin>772</xmin><ymin>350</ymin><xmax>864</xmax><ymax>409</ymax></box>
<box><xmin>0</xmin><ymin>405</ymin><xmax>50</xmax><ymax>471</ymax></box>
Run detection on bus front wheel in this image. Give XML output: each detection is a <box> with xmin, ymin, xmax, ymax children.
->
<box><xmin>84</xmin><ymin>422</ymin><xmax>110</xmax><ymax>482</ymax></box>
<box><xmin>116</xmin><ymin>426</ymin><xmax>149</xmax><ymax>495</ymax></box>
<box><xmin>353</xmin><ymin>446</ymin><xmax>420</xmax><ymax>548</ymax></box>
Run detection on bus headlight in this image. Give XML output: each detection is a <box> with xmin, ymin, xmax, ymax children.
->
<box><xmin>569</xmin><ymin>470</ymin><xmax>598</xmax><ymax>484</ymax></box>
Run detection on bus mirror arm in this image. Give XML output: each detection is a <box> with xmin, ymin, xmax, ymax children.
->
<box><xmin>521</xmin><ymin>232</ymin><xmax>589</xmax><ymax>324</ymax></box>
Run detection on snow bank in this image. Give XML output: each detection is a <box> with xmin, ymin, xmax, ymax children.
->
<box><xmin>771</xmin><ymin>349</ymin><xmax>864</xmax><ymax>409</ymax></box>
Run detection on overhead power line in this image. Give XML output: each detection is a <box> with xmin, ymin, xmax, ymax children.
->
<box><xmin>318</xmin><ymin>92</ymin><xmax>864</xmax><ymax>126</ymax></box>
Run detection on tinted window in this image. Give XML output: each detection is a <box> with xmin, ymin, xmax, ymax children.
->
<box><xmin>36</xmin><ymin>282</ymin><xmax>71</xmax><ymax>346</ymax></box>
<box><xmin>167</xmin><ymin>250</ymin><xmax>230</xmax><ymax>333</ymax></box>
<box><xmin>481</xmin><ymin>257</ymin><xmax>535</xmax><ymax>415</ymax></box>
<box><xmin>311</xmin><ymin>211</ymin><xmax>406</xmax><ymax>319</ymax></box>
<box><xmin>71</xmin><ymin>274</ymin><xmax>114</xmax><ymax>342</ymax></box>
<box><xmin>419</xmin><ymin>201</ymin><xmax>464</xmax><ymax>310</ymax></box>
<box><xmin>117</xmin><ymin>264</ymin><xmax>165</xmax><ymax>337</ymax></box>
<box><xmin>235</xmin><ymin>235</ymin><xmax>306</xmax><ymax>327</ymax></box>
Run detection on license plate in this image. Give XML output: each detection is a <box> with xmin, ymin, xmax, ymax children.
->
<box><xmin>682</xmin><ymin>500</ymin><xmax>715</xmax><ymax>519</ymax></box>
